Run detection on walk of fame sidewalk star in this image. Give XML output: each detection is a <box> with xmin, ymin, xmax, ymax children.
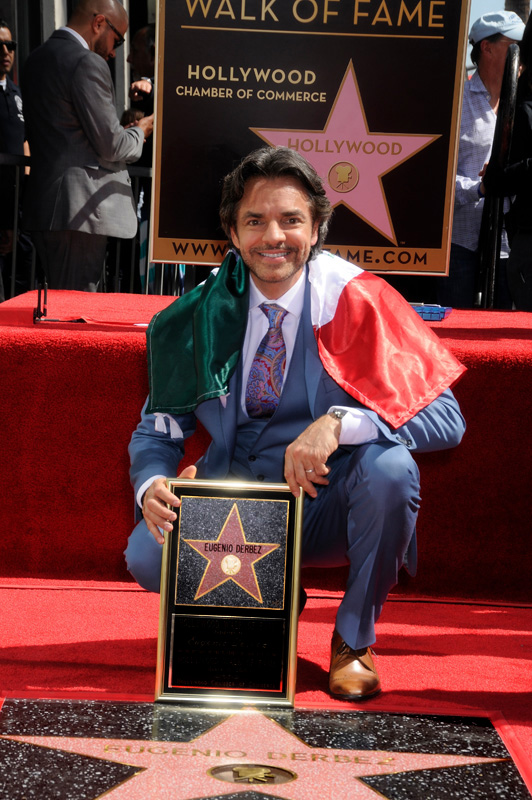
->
<box><xmin>4</xmin><ymin>710</ymin><xmax>507</xmax><ymax>799</ymax></box>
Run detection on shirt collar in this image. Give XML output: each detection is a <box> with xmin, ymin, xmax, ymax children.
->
<box><xmin>60</xmin><ymin>27</ymin><xmax>89</xmax><ymax>49</ymax></box>
<box><xmin>469</xmin><ymin>70</ymin><xmax>489</xmax><ymax>96</ymax></box>
<box><xmin>248</xmin><ymin>267</ymin><xmax>306</xmax><ymax>317</ymax></box>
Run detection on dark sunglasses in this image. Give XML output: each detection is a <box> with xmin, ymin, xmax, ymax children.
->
<box><xmin>104</xmin><ymin>17</ymin><xmax>125</xmax><ymax>48</ymax></box>
<box><xmin>0</xmin><ymin>40</ymin><xmax>16</xmax><ymax>52</ymax></box>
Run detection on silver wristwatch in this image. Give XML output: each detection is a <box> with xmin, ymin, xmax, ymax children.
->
<box><xmin>328</xmin><ymin>408</ymin><xmax>347</xmax><ymax>422</ymax></box>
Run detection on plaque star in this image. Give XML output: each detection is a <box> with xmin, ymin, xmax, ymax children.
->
<box><xmin>183</xmin><ymin>503</ymin><xmax>280</xmax><ymax>602</ymax></box>
<box><xmin>252</xmin><ymin>61</ymin><xmax>439</xmax><ymax>244</ymax></box>
<box><xmin>4</xmin><ymin>710</ymin><xmax>508</xmax><ymax>800</ymax></box>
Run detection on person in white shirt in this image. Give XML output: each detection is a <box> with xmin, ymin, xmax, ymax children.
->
<box><xmin>437</xmin><ymin>10</ymin><xmax>525</xmax><ymax>308</ymax></box>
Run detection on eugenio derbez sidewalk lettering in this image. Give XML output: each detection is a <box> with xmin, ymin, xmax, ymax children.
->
<box><xmin>151</xmin><ymin>0</ymin><xmax>469</xmax><ymax>275</ymax></box>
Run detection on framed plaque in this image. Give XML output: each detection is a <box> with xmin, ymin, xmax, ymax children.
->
<box><xmin>155</xmin><ymin>479</ymin><xmax>304</xmax><ymax>707</ymax></box>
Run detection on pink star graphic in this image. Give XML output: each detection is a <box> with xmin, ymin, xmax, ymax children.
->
<box><xmin>253</xmin><ymin>61</ymin><xmax>439</xmax><ymax>243</ymax></box>
<box><xmin>183</xmin><ymin>503</ymin><xmax>280</xmax><ymax>602</ymax></box>
<box><xmin>5</xmin><ymin>710</ymin><xmax>507</xmax><ymax>799</ymax></box>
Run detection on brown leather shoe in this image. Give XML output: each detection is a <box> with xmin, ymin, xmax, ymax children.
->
<box><xmin>329</xmin><ymin>629</ymin><xmax>381</xmax><ymax>700</ymax></box>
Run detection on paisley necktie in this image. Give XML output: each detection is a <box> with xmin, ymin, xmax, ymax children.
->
<box><xmin>245</xmin><ymin>303</ymin><xmax>288</xmax><ymax>418</ymax></box>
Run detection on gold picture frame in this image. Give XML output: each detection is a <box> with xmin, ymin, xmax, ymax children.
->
<box><xmin>155</xmin><ymin>478</ymin><xmax>304</xmax><ymax>707</ymax></box>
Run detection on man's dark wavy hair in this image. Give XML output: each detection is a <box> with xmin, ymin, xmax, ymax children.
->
<box><xmin>219</xmin><ymin>146</ymin><xmax>333</xmax><ymax>259</ymax></box>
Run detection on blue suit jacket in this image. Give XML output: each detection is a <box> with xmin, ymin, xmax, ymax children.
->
<box><xmin>129</xmin><ymin>278</ymin><xmax>465</xmax><ymax>501</ymax></box>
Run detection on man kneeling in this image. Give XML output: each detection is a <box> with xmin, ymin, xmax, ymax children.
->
<box><xmin>127</xmin><ymin>146</ymin><xmax>466</xmax><ymax>700</ymax></box>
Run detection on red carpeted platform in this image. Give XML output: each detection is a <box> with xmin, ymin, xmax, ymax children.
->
<box><xmin>0</xmin><ymin>291</ymin><xmax>531</xmax><ymax>605</ymax></box>
<box><xmin>0</xmin><ymin>288</ymin><xmax>175</xmax><ymax>330</ymax></box>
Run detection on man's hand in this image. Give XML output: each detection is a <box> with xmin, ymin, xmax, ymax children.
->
<box><xmin>284</xmin><ymin>414</ymin><xmax>341</xmax><ymax>499</ymax></box>
<box><xmin>142</xmin><ymin>465</ymin><xmax>197</xmax><ymax>544</ymax></box>
<box><xmin>136</xmin><ymin>113</ymin><xmax>154</xmax><ymax>141</ymax></box>
<box><xmin>129</xmin><ymin>80</ymin><xmax>153</xmax><ymax>102</ymax></box>
<box><xmin>477</xmin><ymin>162</ymin><xmax>489</xmax><ymax>197</ymax></box>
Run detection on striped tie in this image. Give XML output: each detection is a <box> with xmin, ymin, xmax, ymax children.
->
<box><xmin>245</xmin><ymin>303</ymin><xmax>288</xmax><ymax>418</ymax></box>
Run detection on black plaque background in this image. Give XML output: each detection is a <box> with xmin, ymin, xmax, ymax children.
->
<box><xmin>152</xmin><ymin>0</ymin><xmax>469</xmax><ymax>271</ymax></box>
<box><xmin>158</xmin><ymin>483</ymin><xmax>301</xmax><ymax>703</ymax></box>
<box><xmin>169</xmin><ymin>615</ymin><xmax>285</xmax><ymax>691</ymax></box>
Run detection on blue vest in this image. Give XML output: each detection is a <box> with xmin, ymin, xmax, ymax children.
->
<box><xmin>230</xmin><ymin>294</ymin><xmax>314</xmax><ymax>484</ymax></box>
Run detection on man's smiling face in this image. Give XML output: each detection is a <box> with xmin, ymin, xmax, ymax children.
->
<box><xmin>230</xmin><ymin>175</ymin><xmax>319</xmax><ymax>299</ymax></box>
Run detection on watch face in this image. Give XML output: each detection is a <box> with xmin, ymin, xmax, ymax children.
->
<box><xmin>330</xmin><ymin>409</ymin><xmax>346</xmax><ymax>420</ymax></box>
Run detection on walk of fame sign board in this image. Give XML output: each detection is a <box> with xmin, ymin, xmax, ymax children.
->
<box><xmin>151</xmin><ymin>0</ymin><xmax>470</xmax><ymax>275</ymax></box>
<box><xmin>156</xmin><ymin>479</ymin><xmax>304</xmax><ymax>706</ymax></box>
<box><xmin>0</xmin><ymin>700</ymin><xmax>530</xmax><ymax>799</ymax></box>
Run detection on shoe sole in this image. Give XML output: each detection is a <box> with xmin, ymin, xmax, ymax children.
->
<box><xmin>330</xmin><ymin>686</ymin><xmax>382</xmax><ymax>701</ymax></box>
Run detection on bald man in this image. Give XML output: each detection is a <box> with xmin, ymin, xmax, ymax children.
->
<box><xmin>22</xmin><ymin>0</ymin><xmax>154</xmax><ymax>290</ymax></box>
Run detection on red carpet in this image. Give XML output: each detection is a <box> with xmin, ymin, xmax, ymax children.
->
<box><xmin>1</xmin><ymin>293</ymin><xmax>531</xmax><ymax>791</ymax></box>
<box><xmin>0</xmin><ymin>581</ymin><xmax>530</xmax><ymax>791</ymax></box>
<box><xmin>0</xmin><ymin>288</ymin><xmax>175</xmax><ymax>330</ymax></box>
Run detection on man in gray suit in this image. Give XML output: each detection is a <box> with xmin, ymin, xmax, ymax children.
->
<box><xmin>21</xmin><ymin>0</ymin><xmax>153</xmax><ymax>291</ymax></box>
<box><xmin>126</xmin><ymin>147</ymin><xmax>466</xmax><ymax>701</ymax></box>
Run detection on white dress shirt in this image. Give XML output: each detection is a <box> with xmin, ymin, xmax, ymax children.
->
<box><xmin>137</xmin><ymin>268</ymin><xmax>378</xmax><ymax>507</ymax></box>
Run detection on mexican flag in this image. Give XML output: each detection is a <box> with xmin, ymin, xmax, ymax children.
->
<box><xmin>146</xmin><ymin>250</ymin><xmax>465</xmax><ymax>429</ymax></box>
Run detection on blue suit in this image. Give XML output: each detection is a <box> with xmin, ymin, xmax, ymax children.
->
<box><xmin>127</xmin><ymin>275</ymin><xmax>465</xmax><ymax>649</ymax></box>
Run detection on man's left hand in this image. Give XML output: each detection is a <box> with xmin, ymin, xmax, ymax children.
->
<box><xmin>284</xmin><ymin>414</ymin><xmax>341</xmax><ymax>498</ymax></box>
<box><xmin>136</xmin><ymin>113</ymin><xmax>154</xmax><ymax>141</ymax></box>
